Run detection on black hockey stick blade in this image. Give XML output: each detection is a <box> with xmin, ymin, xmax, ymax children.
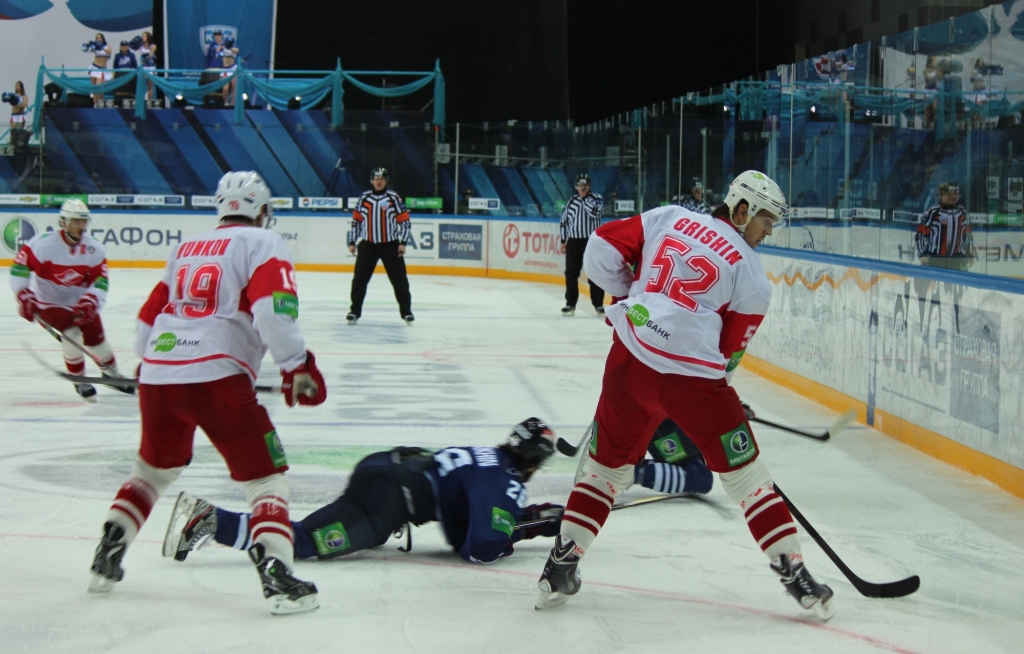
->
<box><xmin>774</xmin><ymin>483</ymin><xmax>920</xmax><ymax>598</ymax></box>
<box><xmin>556</xmin><ymin>423</ymin><xmax>592</xmax><ymax>457</ymax></box>
<box><xmin>23</xmin><ymin>344</ymin><xmax>278</xmax><ymax>393</ymax></box>
<box><xmin>514</xmin><ymin>493</ymin><xmax>694</xmax><ymax>531</ymax></box>
<box><xmin>752</xmin><ymin>410</ymin><xmax>857</xmax><ymax>442</ymax></box>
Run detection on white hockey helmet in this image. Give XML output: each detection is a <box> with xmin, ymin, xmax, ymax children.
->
<box><xmin>723</xmin><ymin>170</ymin><xmax>788</xmax><ymax>228</ymax></box>
<box><xmin>59</xmin><ymin>198</ymin><xmax>91</xmax><ymax>230</ymax></box>
<box><xmin>215</xmin><ymin>171</ymin><xmax>273</xmax><ymax>224</ymax></box>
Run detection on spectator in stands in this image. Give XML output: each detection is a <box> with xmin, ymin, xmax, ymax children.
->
<box><xmin>346</xmin><ymin>168</ymin><xmax>414</xmax><ymax>325</ymax></box>
<box><xmin>915</xmin><ymin>182</ymin><xmax>973</xmax><ymax>271</ymax></box>
<box><xmin>457</xmin><ymin>188</ymin><xmax>479</xmax><ymax>215</ymax></box>
<box><xmin>559</xmin><ymin>173</ymin><xmax>605</xmax><ymax>317</ymax></box>
<box><xmin>680</xmin><ymin>177</ymin><xmax>712</xmax><ymax>215</ymax></box>
<box><xmin>87</xmin><ymin>33</ymin><xmax>112</xmax><ymax>106</ymax></box>
<box><xmin>114</xmin><ymin>41</ymin><xmax>137</xmax><ymax>71</ymax></box>
<box><xmin>221</xmin><ymin>35</ymin><xmax>240</xmax><ymax>107</ymax></box>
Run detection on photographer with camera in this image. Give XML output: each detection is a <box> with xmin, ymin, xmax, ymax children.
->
<box><xmin>83</xmin><ymin>33</ymin><xmax>111</xmax><ymax>106</ymax></box>
<box><xmin>220</xmin><ymin>35</ymin><xmax>240</xmax><ymax>107</ymax></box>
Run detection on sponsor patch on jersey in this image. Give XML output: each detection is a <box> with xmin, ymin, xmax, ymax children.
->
<box><xmin>726</xmin><ymin>348</ymin><xmax>745</xmax><ymax>372</ymax></box>
<box><xmin>653</xmin><ymin>433</ymin><xmax>689</xmax><ymax>463</ymax></box>
<box><xmin>719</xmin><ymin>425</ymin><xmax>757</xmax><ymax>467</ymax></box>
<box><xmin>625</xmin><ymin>303</ymin><xmax>650</xmax><ymax>327</ymax></box>
<box><xmin>93</xmin><ymin>276</ymin><xmax>109</xmax><ymax>292</ymax></box>
<box><xmin>491</xmin><ymin>507</ymin><xmax>515</xmax><ymax>536</ymax></box>
<box><xmin>588</xmin><ymin>420</ymin><xmax>599</xmax><ymax>457</ymax></box>
<box><xmin>154</xmin><ymin>332</ymin><xmax>176</xmax><ymax>352</ymax></box>
<box><xmin>10</xmin><ymin>263</ymin><xmax>29</xmax><ymax>278</ymax></box>
<box><xmin>272</xmin><ymin>291</ymin><xmax>299</xmax><ymax>318</ymax></box>
<box><xmin>311</xmin><ymin>521</ymin><xmax>352</xmax><ymax>557</ymax></box>
<box><xmin>264</xmin><ymin>430</ymin><xmax>287</xmax><ymax>468</ymax></box>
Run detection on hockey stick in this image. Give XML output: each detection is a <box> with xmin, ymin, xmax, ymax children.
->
<box><xmin>556</xmin><ymin>423</ymin><xmax>592</xmax><ymax>457</ymax></box>
<box><xmin>751</xmin><ymin>410</ymin><xmax>857</xmax><ymax>442</ymax></box>
<box><xmin>23</xmin><ymin>344</ymin><xmax>280</xmax><ymax>393</ymax></box>
<box><xmin>774</xmin><ymin>483</ymin><xmax>920</xmax><ymax>599</ymax></box>
<box><xmin>514</xmin><ymin>493</ymin><xmax>693</xmax><ymax>531</ymax></box>
<box><xmin>37</xmin><ymin>316</ymin><xmax>118</xmax><ymax>374</ymax></box>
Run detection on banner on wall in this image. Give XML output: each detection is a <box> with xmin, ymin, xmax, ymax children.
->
<box><xmin>166</xmin><ymin>0</ymin><xmax>277</xmax><ymax>73</ymax></box>
<box><xmin>0</xmin><ymin>2</ymin><xmax>152</xmax><ymax>110</ymax></box>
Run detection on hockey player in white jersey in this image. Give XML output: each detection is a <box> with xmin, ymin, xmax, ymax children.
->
<box><xmin>88</xmin><ymin>171</ymin><xmax>328</xmax><ymax>616</ymax></box>
<box><xmin>536</xmin><ymin>170</ymin><xmax>836</xmax><ymax>620</ymax></box>
<box><xmin>9</xmin><ymin>198</ymin><xmax>132</xmax><ymax>401</ymax></box>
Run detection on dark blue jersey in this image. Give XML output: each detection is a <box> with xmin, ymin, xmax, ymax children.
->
<box><xmin>114</xmin><ymin>52</ymin><xmax>137</xmax><ymax>69</ymax></box>
<box><xmin>205</xmin><ymin>43</ymin><xmax>224</xmax><ymax>69</ymax></box>
<box><xmin>426</xmin><ymin>446</ymin><xmax>528</xmax><ymax>563</ymax></box>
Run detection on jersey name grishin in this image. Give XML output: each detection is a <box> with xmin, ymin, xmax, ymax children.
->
<box><xmin>672</xmin><ymin>217</ymin><xmax>743</xmax><ymax>265</ymax></box>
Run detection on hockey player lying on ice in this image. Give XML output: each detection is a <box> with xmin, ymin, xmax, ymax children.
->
<box><xmin>166</xmin><ymin>419</ymin><xmax>566</xmax><ymax>565</ymax></box>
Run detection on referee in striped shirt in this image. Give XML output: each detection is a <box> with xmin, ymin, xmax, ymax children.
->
<box><xmin>346</xmin><ymin>168</ymin><xmax>414</xmax><ymax>324</ymax></box>
<box><xmin>559</xmin><ymin>173</ymin><xmax>605</xmax><ymax>316</ymax></box>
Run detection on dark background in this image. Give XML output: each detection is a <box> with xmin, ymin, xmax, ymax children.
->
<box><xmin>154</xmin><ymin>1</ymin><xmax>796</xmax><ymax>123</ymax></box>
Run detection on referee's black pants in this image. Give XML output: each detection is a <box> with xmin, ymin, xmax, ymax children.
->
<box><xmin>349</xmin><ymin>240</ymin><xmax>412</xmax><ymax>318</ymax></box>
<box><xmin>564</xmin><ymin>237</ymin><xmax>605</xmax><ymax>308</ymax></box>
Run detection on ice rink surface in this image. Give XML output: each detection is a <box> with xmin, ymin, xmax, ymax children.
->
<box><xmin>2</xmin><ymin>269</ymin><xmax>1023</xmax><ymax>654</ymax></box>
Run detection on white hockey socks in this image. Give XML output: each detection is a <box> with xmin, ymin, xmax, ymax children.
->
<box><xmin>720</xmin><ymin>459</ymin><xmax>802</xmax><ymax>562</ymax></box>
<box><xmin>246</xmin><ymin>474</ymin><xmax>294</xmax><ymax>569</ymax></box>
<box><xmin>560</xmin><ymin>455</ymin><xmax>633</xmax><ymax>555</ymax></box>
<box><xmin>106</xmin><ymin>459</ymin><xmax>184</xmax><ymax>543</ymax></box>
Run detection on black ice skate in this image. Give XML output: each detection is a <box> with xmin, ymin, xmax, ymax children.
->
<box><xmin>75</xmin><ymin>382</ymin><xmax>97</xmax><ymax>402</ymax></box>
<box><xmin>248</xmin><ymin>543</ymin><xmax>320</xmax><ymax>615</ymax></box>
<box><xmin>403</xmin><ymin>314</ymin><xmax>415</xmax><ymax>325</ymax></box>
<box><xmin>346</xmin><ymin>312</ymin><xmax>358</xmax><ymax>325</ymax></box>
<box><xmin>163</xmin><ymin>491</ymin><xmax>217</xmax><ymax>561</ymax></box>
<box><xmin>88</xmin><ymin>522</ymin><xmax>127</xmax><ymax>593</ymax></box>
<box><xmin>560</xmin><ymin>305</ymin><xmax>575</xmax><ymax>317</ymax></box>
<box><xmin>102</xmin><ymin>369</ymin><xmax>136</xmax><ymax>395</ymax></box>
<box><xmin>771</xmin><ymin>554</ymin><xmax>836</xmax><ymax>621</ymax></box>
<box><xmin>535</xmin><ymin>535</ymin><xmax>582</xmax><ymax>610</ymax></box>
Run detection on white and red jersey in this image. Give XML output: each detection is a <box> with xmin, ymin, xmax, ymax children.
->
<box><xmin>584</xmin><ymin>206</ymin><xmax>770</xmax><ymax>380</ymax></box>
<box><xmin>136</xmin><ymin>223</ymin><xmax>307</xmax><ymax>385</ymax></box>
<box><xmin>9</xmin><ymin>230</ymin><xmax>109</xmax><ymax>310</ymax></box>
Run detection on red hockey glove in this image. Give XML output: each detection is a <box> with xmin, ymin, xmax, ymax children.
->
<box><xmin>518</xmin><ymin>503</ymin><xmax>564</xmax><ymax>540</ymax></box>
<box><xmin>281</xmin><ymin>351</ymin><xmax>327</xmax><ymax>407</ymax></box>
<box><xmin>71</xmin><ymin>294</ymin><xmax>100</xmax><ymax>327</ymax></box>
<box><xmin>16</xmin><ymin>289</ymin><xmax>37</xmax><ymax>322</ymax></box>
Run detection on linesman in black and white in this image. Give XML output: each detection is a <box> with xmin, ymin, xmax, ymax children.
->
<box><xmin>347</xmin><ymin>167</ymin><xmax>414</xmax><ymax>325</ymax></box>
<box><xmin>559</xmin><ymin>173</ymin><xmax>605</xmax><ymax>316</ymax></box>
<box><xmin>915</xmin><ymin>181</ymin><xmax>973</xmax><ymax>271</ymax></box>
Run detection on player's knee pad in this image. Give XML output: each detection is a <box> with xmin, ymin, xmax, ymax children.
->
<box><xmin>718</xmin><ymin>458</ymin><xmax>772</xmax><ymax>505</ymax></box>
<box><xmin>89</xmin><ymin>339</ymin><xmax>114</xmax><ymax>364</ymax></box>
<box><xmin>245</xmin><ymin>473</ymin><xmax>289</xmax><ymax>506</ymax></box>
<box><xmin>60</xmin><ymin>328</ymin><xmax>84</xmax><ymax>362</ymax></box>
<box><xmin>578</xmin><ymin>454</ymin><xmax>634</xmax><ymax>498</ymax></box>
<box><xmin>130</xmin><ymin>458</ymin><xmax>184</xmax><ymax>496</ymax></box>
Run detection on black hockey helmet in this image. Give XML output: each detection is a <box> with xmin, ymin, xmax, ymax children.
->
<box><xmin>575</xmin><ymin>173</ymin><xmax>591</xmax><ymax>187</ymax></box>
<box><xmin>504</xmin><ymin>418</ymin><xmax>556</xmax><ymax>479</ymax></box>
<box><xmin>371</xmin><ymin>167</ymin><xmax>389</xmax><ymax>182</ymax></box>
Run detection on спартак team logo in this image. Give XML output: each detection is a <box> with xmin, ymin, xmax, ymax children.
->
<box><xmin>2</xmin><ymin>217</ymin><xmax>37</xmax><ymax>254</ymax></box>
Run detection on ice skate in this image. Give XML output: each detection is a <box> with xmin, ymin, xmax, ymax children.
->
<box><xmin>594</xmin><ymin>306</ymin><xmax>605</xmax><ymax>316</ymax></box>
<box><xmin>771</xmin><ymin>554</ymin><xmax>835</xmax><ymax>621</ymax></box>
<box><xmin>75</xmin><ymin>383</ymin><xmax>97</xmax><ymax>402</ymax></box>
<box><xmin>403</xmin><ymin>314</ymin><xmax>415</xmax><ymax>325</ymax></box>
<box><xmin>560</xmin><ymin>305</ymin><xmax>575</xmax><ymax>317</ymax></box>
<box><xmin>163</xmin><ymin>491</ymin><xmax>217</xmax><ymax>561</ymax></box>
<box><xmin>248</xmin><ymin>543</ymin><xmax>319</xmax><ymax>615</ymax></box>
<box><xmin>535</xmin><ymin>535</ymin><xmax>582</xmax><ymax>610</ymax></box>
<box><xmin>102</xmin><ymin>368</ymin><xmax>136</xmax><ymax>395</ymax></box>
<box><xmin>346</xmin><ymin>312</ymin><xmax>358</xmax><ymax>325</ymax></box>
<box><xmin>88</xmin><ymin>522</ymin><xmax>127</xmax><ymax>593</ymax></box>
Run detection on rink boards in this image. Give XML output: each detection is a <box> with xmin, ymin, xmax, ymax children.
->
<box><xmin>2</xmin><ymin>209</ymin><xmax>1022</xmax><ymax>498</ymax></box>
<box><xmin>748</xmin><ymin>247</ymin><xmax>1024</xmax><ymax>498</ymax></box>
